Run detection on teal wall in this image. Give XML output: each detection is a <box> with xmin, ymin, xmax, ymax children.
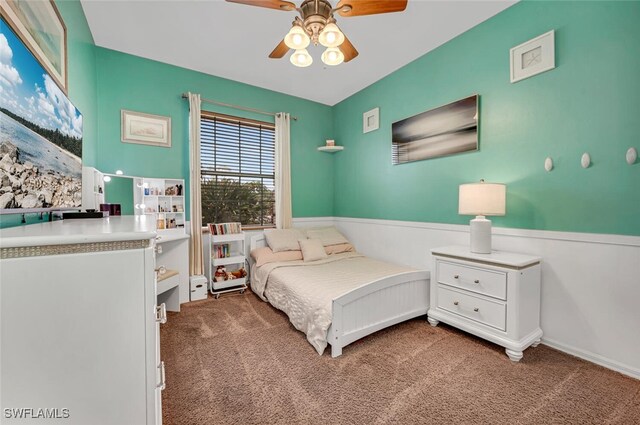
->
<box><xmin>332</xmin><ymin>1</ymin><xmax>640</xmax><ymax>236</ymax></box>
<box><xmin>3</xmin><ymin>1</ymin><xmax>638</xmax><ymax>236</ymax></box>
<box><xmin>0</xmin><ymin>0</ymin><xmax>97</xmax><ymax>228</ymax></box>
<box><xmin>104</xmin><ymin>176</ymin><xmax>134</xmax><ymax>216</ymax></box>
<box><xmin>94</xmin><ymin>47</ymin><xmax>334</xmax><ymax>219</ymax></box>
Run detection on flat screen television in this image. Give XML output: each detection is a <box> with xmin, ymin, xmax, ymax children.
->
<box><xmin>0</xmin><ymin>17</ymin><xmax>82</xmax><ymax>214</ymax></box>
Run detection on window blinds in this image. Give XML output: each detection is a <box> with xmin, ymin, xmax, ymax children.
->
<box><xmin>200</xmin><ymin>113</ymin><xmax>276</xmax><ymax>227</ymax></box>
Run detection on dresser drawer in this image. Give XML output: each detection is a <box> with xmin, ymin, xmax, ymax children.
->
<box><xmin>438</xmin><ymin>261</ymin><xmax>507</xmax><ymax>300</ymax></box>
<box><xmin>436</xmin><ymin>285</ymin><xmax>506</xmax><ymax>331</ymax></box>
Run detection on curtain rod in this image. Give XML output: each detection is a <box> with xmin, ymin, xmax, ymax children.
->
<box><xmin>181</xmin><ymin>93</ymin><xmax>298</xmax><ymax>121</ymax></box>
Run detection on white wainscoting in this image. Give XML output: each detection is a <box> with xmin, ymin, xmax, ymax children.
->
<box><xmin>291</xmin><ymin>216</ymin><xmax>640</xmax><ymax>379</ymax></box>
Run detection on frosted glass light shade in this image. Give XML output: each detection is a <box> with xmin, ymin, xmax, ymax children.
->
<box><xmin>290</xmin><ymin>49</ymin><xmax>313</xmax><ymax>67</ymax></box>
<box><xmin>319</xmin><ymin>23</ymin><xmax>345</xmax><ymax>48</ymax></box>
<box><xmin>321</xmin><ymin>47</ymin><xmax>344</xmax><ymax>66</ymax></box>
<box><xmin>284</xmin><ymin>25</ymin><xmax>310</xmax><ymax>50</ymax></box>
<box><xmin>459</xmin><ymin>182</ymin><xmax>506</xmax><ymax>216</ymax></box>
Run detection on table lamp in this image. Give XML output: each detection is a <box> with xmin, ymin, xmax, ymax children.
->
<box><xmin>459</xmin><ymin>180</ymin><xmax>506</xmax><ymax>254</ymax></box>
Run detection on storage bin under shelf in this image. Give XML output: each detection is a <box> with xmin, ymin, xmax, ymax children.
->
<box><xmin>212</xmin><ymin>276</ymin><xmax>247</xmax><ymax>291</ymax></box>
<box><xmin>212</xmin><ymin>255</ymin><xmax>245</xmax><ymax>267</ymax></box>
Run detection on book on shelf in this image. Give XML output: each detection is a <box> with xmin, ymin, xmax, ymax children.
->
<box><xmin>208</xmin><ymin>222</ymin><xmax>242</xmax><ymax>235</ymax></box>
<box><xmin>213</xmin><ymin>244</ymin><xmax>232</xmax><ymax>259</ymax></box>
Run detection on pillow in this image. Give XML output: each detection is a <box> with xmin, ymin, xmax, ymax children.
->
<box><xmin>325</xmin><ymin>243</ymin><xmax>355</xmax><ymax>255</ymax></box>
<box><xmin>299</xmin><ymin>239</ymin><xmax>328</xmax><ymax>262</ymax></box>
<box><xmin>250</xmin><ymin>247</ymin><xmax>303</xmax><ymax>267</ymax></box>
<box><xmin>264</xmin><ymin>229</ymin><xmax>306</xmax><ymax>252</ymax></box>
<box><xmin>305</xmin><ymin>226</ymin><xmax>349</xmax><ymax>247</ymax></box>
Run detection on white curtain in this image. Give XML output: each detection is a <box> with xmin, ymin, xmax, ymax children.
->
<box><xmin>275</xmin><ymin>112</ymin><xmax>292</xmax><ymax>229</ymax></box>
<box><xmin>188</xmin><ymin>92</ymin><xmax>204</xmax><ymax>276</ymax></box>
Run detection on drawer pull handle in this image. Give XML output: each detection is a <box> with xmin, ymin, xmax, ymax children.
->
<box><xmin>474</xmin><ymin>307</ymin><xmax>479</xmax><ymax>312</ymax></box>
<box><xmin>157</xmin><ymin>361</ymin><xmax>166</xmax><ymax>390</ymax></box>
<box><xmin>453</xmin><ymin>301</ymin><xmax>459</xmax><ymax>306</ymax></box>
<box><xmin>454</xmin><ymin>275</ymin><xmax>459</xmax><ymax>279</ymax></box>
<box><xmin>474</xmin><ymin>279</ymin><xmax>480</xmax><ymax>284</ymax></box>
<box><xmin>156</xmin><ymin>303</ymin><xmax>167</xmax><ymax>324</ymax></box>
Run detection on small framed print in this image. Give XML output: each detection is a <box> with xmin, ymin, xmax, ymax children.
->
<box><xmin>510</xmin><ymin>30</ymin><xmax>555</xmax><ymax>83</ymax></box>
<box><xmin>121</xmin><ymin>110</ymin><xmax>172</xmax><ymax>148</ymax></box>
<box><xmin>363</xmin><ymin>107</ymin><xmax>380</xmax><ymax>133</ymax></box>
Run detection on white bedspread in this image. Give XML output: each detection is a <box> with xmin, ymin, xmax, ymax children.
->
<box><xmin>251</xmin><ymin>253</ymin><xmax>416</xmax><ymax>355</ymax></box>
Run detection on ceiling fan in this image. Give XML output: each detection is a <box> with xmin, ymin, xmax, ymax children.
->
<box><xmin>226</xmin><ymin>0</ymin><xmax>408</xmax><ymax>67</ymax></box>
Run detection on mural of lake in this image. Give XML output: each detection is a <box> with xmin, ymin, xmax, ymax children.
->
<box><xmin>0</xmin><ymin>111</ymin><xmax>81</xmax><ymax>178</ymax></box>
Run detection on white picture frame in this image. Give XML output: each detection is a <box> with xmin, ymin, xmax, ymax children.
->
<box><xmin>121</xmin><ymin>110</ymin><xmax>172</xmax><ymax>148</ymax></box>
<box><xmin>510</xmin><ymin>30</ymin><xmax>555</xmax><ymax>84</ymax></box>
<box><xmin>363</xmin><ymin>107</ymin><xmax>379</xmax><ymax>133</ymax></box>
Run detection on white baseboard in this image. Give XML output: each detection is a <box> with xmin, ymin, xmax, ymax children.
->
<box><xmin>542</xmin><ymin>338</ymin><xmax>640</xmax><ymax>380</ymax></box>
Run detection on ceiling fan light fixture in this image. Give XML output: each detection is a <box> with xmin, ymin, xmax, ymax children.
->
<box><xmin>284</xmin><ymin>25</ymin><xmax>310</xmax><ymax>50</ymax></box>
<box><xmin>318</xmin><ymin>23</ymin><xmax>345</xmax><ymax>48</ymax></box>
<box><xmin>290</xmin><ymin>49</ymin><xmax>313</xmax><ymax>67</ymax></box>
<box><xmin>321</xmin><ymin>47</ymin><xmax>344</xmax><ymax>66</ymax></box>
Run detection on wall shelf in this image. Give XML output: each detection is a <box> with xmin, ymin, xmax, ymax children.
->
<box><xmin>318</xmin><ymin>146</ymin><xmax>344</xmax><ymax>153</ymax></box>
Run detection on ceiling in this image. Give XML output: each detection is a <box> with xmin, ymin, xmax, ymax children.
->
<box><xmin>81</xmin><ymin>0</ymin><xmax>516</xmax><ymax>106</ymax></box>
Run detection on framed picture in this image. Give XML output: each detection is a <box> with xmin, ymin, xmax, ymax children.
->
<box><xmin>363</xmin><ymin>107</ymin><xmax>379</xmax><ymax>133</ymax></box>
<box><xmin>392</xmin><ymin>95</ymin><xmax>478</xmax><ymax>165</ymax></box>
<box><xmin>510</xmin><ymin>30</ymin><xmax>555</xmax><ymax>83</ymax></box>
<box><xmin>0</xmin><ymin>0</ymin><xmax>67</xmax><ymax>92</ymax></box>
<box><xmin>121</xmin><ymin>110</ymin><xmax>172</xmax><ymax>148</ymax></box>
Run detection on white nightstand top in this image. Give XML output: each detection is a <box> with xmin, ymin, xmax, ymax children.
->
<box><xmin>431</xmin><ymin>245</ymin><xmax>541</xmax><ymax>269</ymax></box>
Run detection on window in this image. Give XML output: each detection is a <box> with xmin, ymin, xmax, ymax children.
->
<box><xmin>200</xmin><ymin>112</ymin><xmax>275</xmax><ymax>227</ymax></box>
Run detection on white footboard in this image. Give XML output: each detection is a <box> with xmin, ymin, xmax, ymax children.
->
<box><xmin>328</xmin><ymin>270</ymin><xmax>430</xmax><ymax>357</ymax></box>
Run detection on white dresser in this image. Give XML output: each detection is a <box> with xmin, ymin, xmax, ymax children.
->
<box><xmin>0</xmin><ymin>216</ymin><xmax>165</xmax><ymax>424</ymax></box>
<box><xmin>428</xmin><ymin>246</ymin><xmax>542</xmax><ymax>362</ymax></box>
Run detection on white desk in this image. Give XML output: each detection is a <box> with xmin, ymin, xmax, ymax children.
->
<box><xmin>155</xmin><ymin>232</ymin><xmax>189</xmax><ymax>311</ymax></box>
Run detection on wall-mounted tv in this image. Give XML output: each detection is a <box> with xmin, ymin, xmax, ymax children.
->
<box><xmin>0</xmin><ymin>17</ymin><xmax>82</xmax><ymax>214</ymax></box>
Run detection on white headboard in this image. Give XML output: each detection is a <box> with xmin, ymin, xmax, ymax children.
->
<box><xmin>250</xmin><ymin>233</ymin><xmax>268</xmax><ymax>251</ymax></box>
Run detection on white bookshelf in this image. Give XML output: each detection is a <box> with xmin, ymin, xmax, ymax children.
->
<box><xmin>81</xmin><ymin>166</ymin><xmax>105</xmax><ymax>210</ymax></box>
<box><xmin>133</xmin><ymin>177</ymin><xmax>185</xmax><ymax>232</ymax></box>
<box><xmin>204</xmin><ymin>231</ymin><xmax>247</xmax><ymax>298</ymax></box>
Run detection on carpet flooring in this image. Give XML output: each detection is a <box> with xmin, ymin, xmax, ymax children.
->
<box><xmin>161</xmin><ymin>291</ymin><xmax>640</xmax><ymax>425</ymax></box>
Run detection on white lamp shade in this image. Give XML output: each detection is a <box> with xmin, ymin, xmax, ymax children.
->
<box><xmin>321</xmin><ymin>47</ymin><xmax>344</xmax><ymax>66</ymax></box>
<box><xmin>284</xmin><ymin>25</ymin><xmax>310</xmax><ymax>50</ymax></box>
<box><xmin>459</xmin><ymin>182</ymin><xmax>506</xmax><ymax>216</ymax></box>
<box><xmin>318</xmin><ymin>23</ymin><xmax>345</xmax><ymax>48</ymax></box>
<box><xmin>290</xmin><ymin>49</ymin><xmax>313</xmax><ymax>67</ymax></box>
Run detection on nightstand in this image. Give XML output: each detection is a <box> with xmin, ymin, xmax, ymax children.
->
<box><xmin>428</xmin><ymin>246</ymin><xmax>542</xmax><ymax>362</ymax></box>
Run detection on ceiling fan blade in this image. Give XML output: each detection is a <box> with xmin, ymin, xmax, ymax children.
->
<box><xmin>339</xmin><ymin>35</ymin><xmax>359</xmax><ymax>62</ymax></box>
<box><xmin>269</xmin><ymin>39</ymin><xmax>290</xmax><ymax>59</ymax></box>
<box><xmin>226</xmin><ymin>0</ymin><xmax>296</xmax><ymax>12</ymax></box>
<box><xmin>336</xmin><ymin>0</ymin><xmax>407</xmax><ymax>17</ymax></box>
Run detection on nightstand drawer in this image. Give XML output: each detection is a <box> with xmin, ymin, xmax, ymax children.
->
<box><xmin>437</xmin><ymin>285</ymin><xmax>506</xmax><ymax>331</ymax></box>
<box><xmin>438</xmin><ymin>261</ymin><xmax>507</xmax><ymax>300</ymax></box>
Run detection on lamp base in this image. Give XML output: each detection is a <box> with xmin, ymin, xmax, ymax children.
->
<box><xmin>470</xmin><ymin>216</ymin><xmax>492</xmax><ymax>254</ymax></box>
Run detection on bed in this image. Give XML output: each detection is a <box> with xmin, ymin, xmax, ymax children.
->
<box><xmin>249</xmin><ymin>228</ymin><xmax>430</xmax><ymax>357</ymax></box>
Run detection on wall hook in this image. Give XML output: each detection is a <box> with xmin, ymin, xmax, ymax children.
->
<box><xmin>544</xmin><ymin>157</ymin><xmax>554</xmax><ymax>172</ymax></box>
<box><xmin>626</xmin><ymin>147</ymin><xmax>637</xmax><ymax>165</ymax></box>
<box><xmin>581</xmin><ymin>153</ymin><xmax>591</xmax><ymax>169</ymax></box>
